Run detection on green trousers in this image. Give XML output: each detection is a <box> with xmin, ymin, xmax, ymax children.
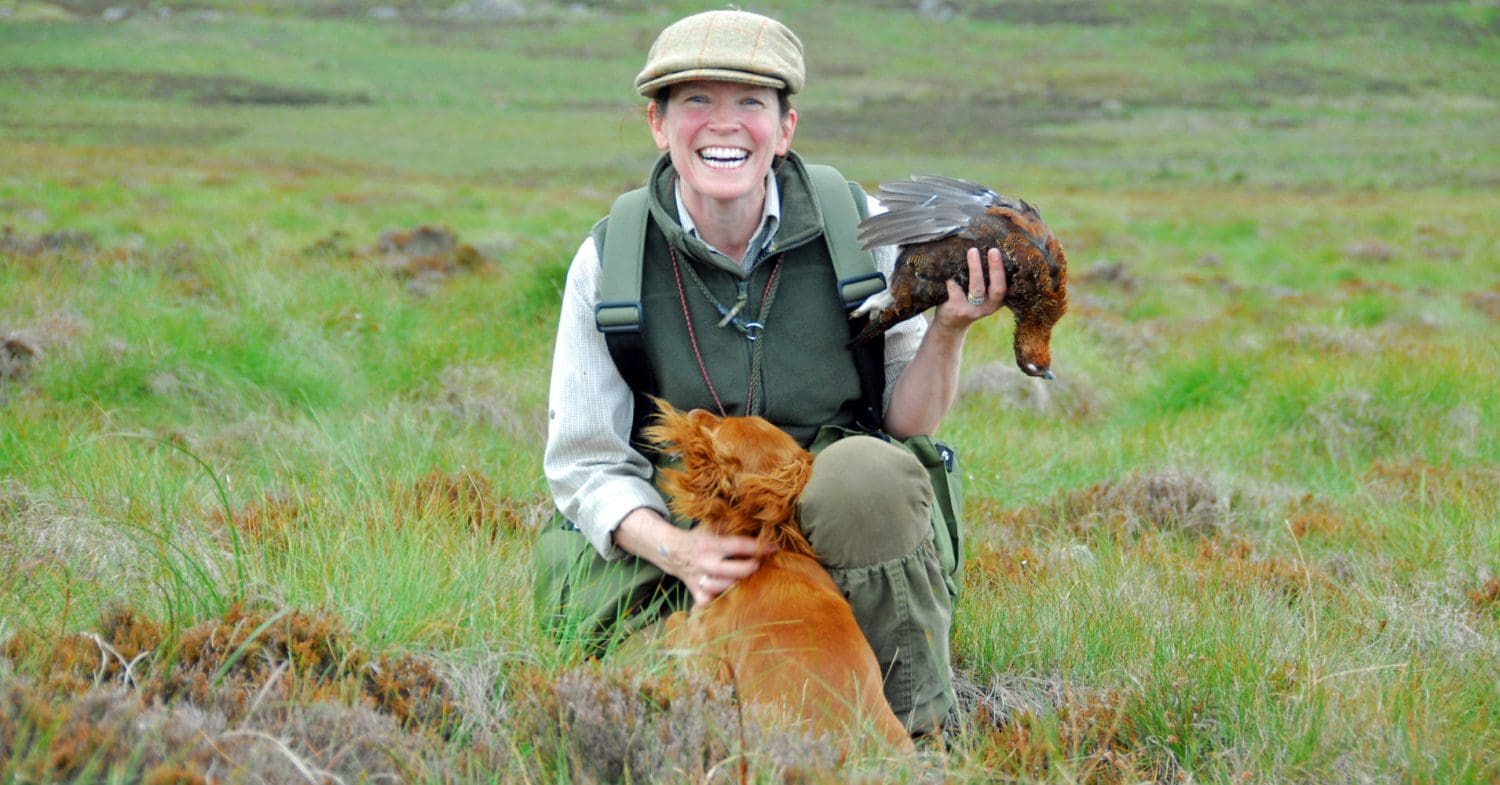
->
<box><xmin>532</xmin><ymin>430</ymin><xmax>958</xmax><ymax>735</ymax></box>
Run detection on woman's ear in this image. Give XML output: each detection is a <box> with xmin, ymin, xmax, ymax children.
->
<box><xmin>775</xmin><ymin>106</ymin><xmax>797</xmax><ymax>156</ymax></box>
<box><xmin>647</xmin><ymin>99</ymin><xmax>670</xmax><ymax>152</ymax></box>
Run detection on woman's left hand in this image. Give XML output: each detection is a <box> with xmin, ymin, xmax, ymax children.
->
<box><xmin>933</xmin><ymin>247</ymin><xmax>1006</xmax><ymax>331</ymax></box>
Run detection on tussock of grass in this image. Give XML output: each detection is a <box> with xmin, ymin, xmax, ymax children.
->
<box><xmin>0</xmin><ymin>480</ymin><xmax>162</xmax><ymax>592</ymax></box>
<box><xmin>432</xmin><ymin>363</ymin><xmax>547</xmax><ymax>439</ymax></box>
<box><xmin>374</xmin><ymin>224</ymin><xmax>491</xmax><ymax>286</ymax></box>
<box><xmin>0</xmin><ymin>334</ymin><xmax>40</xmax><ymax>384</ymax></box>
<box><xmin>995</xmin><ymin>469</ymin><xmax>1239</xmax><ymax>540</ymax></box>
<box><xmin>505</xmin><ymin>660</ymin><xmax>926</xmax><ymax>784</ymax></box>
<box><xmin>0</xmin><ymin>310</ymin><xmax>90</xmax><ymax>382</ymax></box>
<box><xmin>0</xmin><ymin>681</ymin><xmax>480</xmax><ymax>785</ymax></box>
<box><xmin>959</xmin><ymin>360</ymin><xmax>1103</xmax><ymax>419</ymax></box>
<box><xmin>404</xmin><ymin>467</ymin><xmax>550</xmax><ymax>538</ymax></box>
<box><xmin>958</xmin><ymin>679</ymin><xmax>1171</xmax><ymax>785</ymax></box>
<box><xmin>0</xmin><ymin>603</ymin><xmax>507</xmax><ymax>783</ymax></box>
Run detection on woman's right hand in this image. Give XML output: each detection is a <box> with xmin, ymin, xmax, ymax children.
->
<box><xmin>614</xmin><ymin>507</ymin><xmax>775</xmax><ymax>607</ymax></box>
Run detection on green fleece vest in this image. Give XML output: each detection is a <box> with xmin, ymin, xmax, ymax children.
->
<box><xmin>595</xmin><ymin>152</ymin><xmax>869</xmax><ymax>447</ymax></box>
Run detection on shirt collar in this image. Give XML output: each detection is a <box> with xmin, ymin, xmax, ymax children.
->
<box><xmin>674</xmin><ymin>171</ymin><xmax>781</xmax><ymax>270</ymax></box>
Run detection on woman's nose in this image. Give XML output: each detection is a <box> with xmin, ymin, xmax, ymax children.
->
<box><xmin>706</xmin><ymin>103</ymin><xmax>739</xmax><ymax>128</ymax></box>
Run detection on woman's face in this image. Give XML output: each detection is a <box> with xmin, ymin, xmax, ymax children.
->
<box><xmin>648</xmin><ymin>80</ymin><xmax>797</xmax><ymax>212</ymax></box>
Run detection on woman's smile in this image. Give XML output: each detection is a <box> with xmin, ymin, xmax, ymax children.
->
<box><xmin>698</xmin><ymin>146</ymin><xmax>751</xmax><ymax>170</ymax></box>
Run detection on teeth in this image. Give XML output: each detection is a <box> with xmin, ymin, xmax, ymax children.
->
<box><xmin>699</xmin><ymin>147</ymin><xmax>749</xmax><ymax>169</ymax></box>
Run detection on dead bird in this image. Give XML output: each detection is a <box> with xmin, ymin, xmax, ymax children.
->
<box><xmin>850</xmin><ymin>175</ymin><xmax>1069</xmax><ymax>379</ymax></box>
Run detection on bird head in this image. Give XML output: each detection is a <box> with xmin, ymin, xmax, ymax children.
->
<box><xmin>1014</xmin><ymin>318</ymin><xmax>1056</xmax><ymax>380</ymax></box>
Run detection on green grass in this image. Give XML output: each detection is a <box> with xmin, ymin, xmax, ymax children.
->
<box><xmin>2</xmin><ymin>1</ymin><xmax>1498</xmax><ymax>782</ymax></box>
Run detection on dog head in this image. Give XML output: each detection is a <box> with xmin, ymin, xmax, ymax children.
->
<box><xmin>642</xmin><ymin>400</ymin><xmax>816</xmax><ymax>557</ymax></box>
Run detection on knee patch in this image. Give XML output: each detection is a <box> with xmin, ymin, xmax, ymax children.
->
<box><xmin>797</xmin><ymin>436</ymin><xmax>934</xmax><ymax>568</ymax></box>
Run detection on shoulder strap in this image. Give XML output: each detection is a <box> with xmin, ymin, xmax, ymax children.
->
<box><xmin>593</xmin><ymin>188</ymin><xmax>658</xmax><ymax>405</ymax></box>
<box><xmin>805</xmin><ymin>164</ymin><xmax>889</xmax><ymax>432</ymax></box>
<box><xmin>804</xmin><ymin>164</ymin><xmax>887</xmax><ymax>309</ymax></box>
<box><xmin>595</xmin><ymin>188</ymin><xmax>649</xmax><ymax>334</ymax></box>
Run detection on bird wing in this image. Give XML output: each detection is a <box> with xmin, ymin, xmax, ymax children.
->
<box><xmin>856</xmin><ymin>175</ymin><xmax>1023</xmax><ymax>249</ymax></box>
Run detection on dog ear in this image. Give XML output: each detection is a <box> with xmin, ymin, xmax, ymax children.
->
<box><xmin>641</xmin><ymin>397</ymin><xmax>689</xmax><ymax>455</ymax></box>
<box><xmin>736</xmin><ymin>449</ymin><xmax>816</xmax><ymax>555</ymax></box>
<box><xmin>765</xmin><ymin>446</ymin><xmax>813</xmax><ymax>496</ymax></box>
<box><xmin>676</xmin><ymin>426</ymin><xmax>734</xmax><ymax>507</ymax></box>
<box><xmin>650</xmin><ymin>408</ymin><xmax>738</xmax><ymax>526</ymax></box>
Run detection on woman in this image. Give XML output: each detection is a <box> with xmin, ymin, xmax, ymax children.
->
<box><xmin>535</xmin><ymin>9</ymin><xmax>1006</xmax><ymax>736</ymax></box>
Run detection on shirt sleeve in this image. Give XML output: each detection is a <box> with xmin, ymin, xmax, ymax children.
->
<box><xmin>543</xmin><ymin>235</ymin><xmax>670</xmax><ymax>560</ymax></box>
<box><xmin>863</xmin><ymin>194</ymin><xmax>927</xmax><ymax>411</ymax></box>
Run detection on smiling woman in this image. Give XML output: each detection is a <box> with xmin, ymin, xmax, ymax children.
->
<box><xmin>532</xmin><ymin>9</ymin><xmax>1013</xmax><ymax>740</ymax></box>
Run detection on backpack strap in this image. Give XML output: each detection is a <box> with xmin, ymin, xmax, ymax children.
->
<box><xmin>593</xmin><ymin>188</ymin><xmax>658</xmax><ymax>406</ymax></box>
<box><xmin>805</xmin><ymin>164</ymin><xmax>889</xmax><ymax>433</ymax></box>
<box><xmin>804</xmin><ymin>164</ymin><xmax>887</xmax><ymax>310</ymax></box>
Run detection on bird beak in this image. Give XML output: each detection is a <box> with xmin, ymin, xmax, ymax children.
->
<box><xmin>1024</xmin><ymin>362</ymin><xmax>1055</xmax><ymax>380</ymax></box>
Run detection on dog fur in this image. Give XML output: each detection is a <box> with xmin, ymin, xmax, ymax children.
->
<box><xmin>643</xmin><ymin>403</ymin><xmax>914</xmax><ymax>753</ymax></box>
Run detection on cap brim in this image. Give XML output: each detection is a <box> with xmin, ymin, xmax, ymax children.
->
<box><xmin>636</xmin><ymin>68</ymin><xmax>787</xmax><ymax>98</ymax></box>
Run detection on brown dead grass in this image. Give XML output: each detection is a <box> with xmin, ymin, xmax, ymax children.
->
<box><xmin>409</xmin><ymin>469</ymin><xmax>502</xmax><ymax>536</ymax></box>
<box><xmin>1014</xmin><ymin>470</ymin><xmax>1235</xmax><ymax>539</ymax></box>
<box><xmin>0</xmin><ymin>310</ymin><xmax>90</xmax><ymax>383</ymax></box>
<box><xmin>968</xmin><ymin>543</ymin><xmax>1048</xmax><ymax>589</ymax></box>
<box><xmin>509</xmin><ymin>662</ymin><xmax>737</xmax><ymax>784</ymax></box>
<box><xmin>375</xmin><ymin>225</ymin><xmax>489</xmax><ymax>284</ymax></box>
<box><xmin>1468</xmin><ymin>577</ymin><xmax>1500</xmax><ymax>614</ymax></box>
<box><xmin>401</xmin><ymin>469</ymin><xmax>550</xmax><ymax>538</ymax></box>
<box><xmin>1190</xmin><ymin>537</ymin><xmax>1333</xmax><ymax>599</ymax></box>
<box><xmin>208</xmin><ymin>491</ymin><xmax>301</xmax><ymax>549</ymax></box>
<box><xmin>1073</xmin><ymin>260</ymin><xmax>1138</xmax><ymax>292</ymax></box>
<box><xmin>434</xmin><ymin>364</ymin><xmax>547</xmax><ymax>438</ymax></box>
<box><xmin>1464</xmin><ymin>287</ymin><xmax>1500</xmax><ymax>322</ymax></box>
<box><xmin>1302</xmin><ymin>389</ymin><xmax>1409</xmax><ymax>462</ymax></box>
<box><xmin>1283</xmin><ymin>494</ymin><xmax>1366</xmax><ymax>541</ymax></box>
<box><xmin>0</xmin><ymin>334</ymin><xmax>41</xmax><ymax>382</ymax></box>
<box><xmin>1341</xmin><ymin>240</ymin><xmax>1396</xmax><ymax>263</ymax></box>
<box><xmin>0</xmin><ymin>481</ymin><xmax>153</xmax><ymax>587</ymax></box>
<box><xmin>0</xmin><ymin>226</ymin><xmax>99</xmax><ymax>258</ymax></box>
<box><xmin>150</xmin><ymin>604</ymin><xmax>364</xmax><ymax>716</ymax></box>
<box><xmin>1364</xmin><ymin>459</ymin><xmax>1500</xmax><ymax>506</ymax></box>
<box><xmin>0</xmin><ymin>680</ymin><xmax>480</xmax><ymax>785</ymax></box>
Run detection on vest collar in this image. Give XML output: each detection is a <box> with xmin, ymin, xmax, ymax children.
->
<box><xmin>645</xmin><ymin>150</ymin><xmax>828</xmax><ymax>277</ymax></box>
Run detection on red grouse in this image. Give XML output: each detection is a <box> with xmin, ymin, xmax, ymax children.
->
<box><xmin>851</xmin><ymin>175</ymin><xmax>1068</xmax><ymax>379</ymax></box>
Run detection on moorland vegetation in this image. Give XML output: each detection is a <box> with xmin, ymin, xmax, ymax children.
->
<box><xmin>1</xmin><ymin>1</ymin><xmax>1497</xmax><ymax>782</ymax></box>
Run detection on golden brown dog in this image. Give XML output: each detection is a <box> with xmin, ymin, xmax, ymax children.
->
<box><xmin>643</xmin><ymin>403</ymin><xmax>914</xmax><ymax>753</ymax></box>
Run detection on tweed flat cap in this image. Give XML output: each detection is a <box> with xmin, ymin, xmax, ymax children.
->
<box><xmin>635</xmin><ymin>10</ymin><xmax>805</xmax><ymax>98</ymax></box>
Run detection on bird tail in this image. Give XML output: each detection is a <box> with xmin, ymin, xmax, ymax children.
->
<box><xmin>847</xmin><ymin>315</ymin><xmax>886</xmax><ymax>346</ymax></box>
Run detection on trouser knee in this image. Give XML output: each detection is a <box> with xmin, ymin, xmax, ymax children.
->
<box><xmin>797</xmin><ymin>435</ymin><xmax>934</xmax><ymax>567</ymax></box>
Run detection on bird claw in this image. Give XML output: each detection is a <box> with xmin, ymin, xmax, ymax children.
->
<box><xmin>849</xmin><ymin>290</ymin><xmax>893</xmax><ymax>319</ymax></box>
